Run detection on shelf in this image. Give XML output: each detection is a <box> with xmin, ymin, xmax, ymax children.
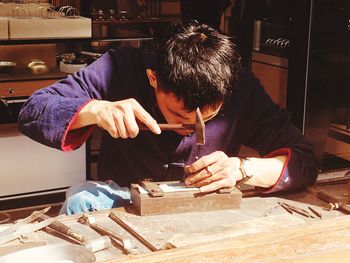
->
<box><xmin>0</xmin><ymin>38</ymin><xmax>91</xmax><ymax>45</ymax></box>
<box><xmin>92</xmin><ymin>18</ymin><xmax>168</xmax><ymax>24</ymax></box>
<box><xmin>91</xmin><ymin>37</ymin><xmax>154</xmax><ymax>42</ymax></box>
<box><xmin>0</xmin><ymin>69</ymin><xmax>68</xmax><ymax>83</ymax></box>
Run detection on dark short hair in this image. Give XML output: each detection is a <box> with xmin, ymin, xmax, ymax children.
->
<box><xmin>155</xmin><ymin>23</ymin><xmax>241</xmax><ymax>111</ymax></box>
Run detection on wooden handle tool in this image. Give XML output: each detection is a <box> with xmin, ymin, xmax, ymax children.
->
<box><xmin>139</xmin><ymin>107</ymin><xmax>205</xmax><ymax>145</ymax></box>
<box><xmin>308</xmin><ymin>187</ymin><xmax>350</xmax><ymax>214</ymax></box>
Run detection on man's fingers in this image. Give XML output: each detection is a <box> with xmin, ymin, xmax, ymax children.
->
<box><xmin>99</xmin><ymin>111</ymin><xmax>119</xmax><ymax>138</ymax></box>
<box><xmin>200</xmin><ymin>177</ymin><xmax>235</xmax><ymax>193</ymax></box>
<box><xmin>185</xmin><ymin>163</ymin><xmax>223</xmax><ymax>185</ymax></box>
<box><xmin>124</xmin><ymin>118</ymin><xmax>139</xmax><ymax>138</ymax></box>
<box><xmin>113</xmin><ymin>111</ymin><xmax>128</xmax><ymax>139</ymax></box>
<box><xmin>185</xmin><ymin>151</ymin><xmax>227</xmax><ymax>174</ymax></box>
<box><xmin>123</xmin><ymin>107</ymin><xmax>140</xmax><ymax>138</ymax></box>
<box><xmin>132</xmin><ymin>101</ymin><xmax>161</xmax><ymax>135</ymax></box>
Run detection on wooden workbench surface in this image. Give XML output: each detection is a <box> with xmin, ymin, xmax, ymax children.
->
<box><xmin>0</xmin><ymin>182</ymin><xmax>349</xmax><ymax>262</ymax></box>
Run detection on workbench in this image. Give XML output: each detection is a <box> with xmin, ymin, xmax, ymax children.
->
<box><xmin>1</xmin><ymin>176</ymin><xmax>350</xmax><ymax>263</ymax></box>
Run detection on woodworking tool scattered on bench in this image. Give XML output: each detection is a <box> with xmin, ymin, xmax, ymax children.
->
<box><xmin>278</xmin><ymin>202</ymin><xmax>315</xmax><ymax>218</ymax></box>
<box><xmin>109</xmin><ymin>211</ymin><xmax>158</xmax><ymax>252</ymax></box>
<box><xmin>38</xmin><ymin>213</ymin><xmax>111</xmax><ymax>253</ymax></box>
<box><xmin>139</xmin><ymin>107</ymin><xmax>205</xmax><ymax>145</ymax></box>
<box><xmin>80</xmin><ymin>214</ymin><xmax>135</xmax><ymax>255</ymax></box>
<box><xmin>308</xmin><ymin>206</ymin><xmax>323</xmax><ymax>219</ymax></box>
<box><xmin>38</xmin><ymin>213</ymin><xmax>85</xmax><ymax>243</ymax></box>
<box><xmin>308</xmin><ymin>187</ymin><xmax>350</xmax><ymax>214</ymax></box>
<box><xmin>0</xmin><ymin>206</ymin><xmax>64</xmax><ymax>245</ymax></box>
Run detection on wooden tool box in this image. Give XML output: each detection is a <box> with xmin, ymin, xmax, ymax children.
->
<box><xmin>130</xmin><ymin>181</ymin><xmax>242</xmax><ymax>216</ymax></box>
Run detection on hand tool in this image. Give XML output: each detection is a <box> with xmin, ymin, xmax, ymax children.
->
<box><xmin>0</xmin><ymin>207</ymin><xmax>65</xmax><ymax>245</ymax></box>
<box><xmin>278</xmin><ymin>202</ymin><xmax>315</xmax><ymax>218</ymax></box>
<box><xmin>308</xmin><ymin>206</ymin><xmax>323</xmax><ymax>219</ymax></box>
<box><xmin>308</xmin><ymin>187</ymin><xmax>350</xmax><ymax>214</ymax></box>
<box><xmin>80</xmin><ymin>214</ymin><xmax>135</xmax><ymax>255</ymax></box>
<box><xmin>37</xmin><ymin>214</ymin><xmax>85</xmax><ymax>243</ymax></box>
<box><xmin>37</xmin><ymin>213</ymin><xmax>111</xmax><ymax>253</ymax></box>
<box><xmin>278</xmin><ymin>202</ymin><xmax>294</xmax><ymax>215</ymax></box>
<box><xmin>109</xmin><ymin>211</ymin><xmax>158</xmax><ymax>252</ymax></box>
<box><xmin>139</xmin><ymin>107</ymin><xmax>205</xmax><ymax>145</ymax></box>
<box><xmin>0</xmin><ymin>207</ymin><xmax>50</xmax><ymax>238</ymax></box>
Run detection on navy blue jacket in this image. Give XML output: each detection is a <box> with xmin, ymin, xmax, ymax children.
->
<box><xmin>18</xmin><ymin>46</ymin><xmax>318</xmax><ymax>191</ymax></box>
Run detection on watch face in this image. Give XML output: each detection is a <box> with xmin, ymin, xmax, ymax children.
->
<box><xmin>243</xmin><ymin>159</ymin><xmax>254</xmax><ymax>177</ymax></box>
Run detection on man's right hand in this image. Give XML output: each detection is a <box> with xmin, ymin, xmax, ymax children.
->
<box><xmin>70</xmin><ymin>99</ymin><xmax>161</xmax><ymax>138</ymax></box>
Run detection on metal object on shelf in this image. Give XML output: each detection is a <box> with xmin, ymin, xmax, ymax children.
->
<box><xmin>58</xmin><ymin>5</ymin><xmax>80</xmax><ymax>18</ymax></box>
<box><xmin>12</xmin><ymin>6</ymin><xmax>29</xmax><ymax>18</ymax></box>
<box><xmin>34</xmin><ymin>5</ymin><xmax>56</xmax><ymax>19</ymax></box>
<box><xmin>0</xmin><ymin>61</ymin><xmax>16</xmax><ymax>74</ymax></box>
<box><xmin>27</xmin><ymin>59</ymin><xmax>49</xmax><ymax>75</ymax></box>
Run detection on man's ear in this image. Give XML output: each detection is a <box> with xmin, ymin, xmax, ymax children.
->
<box><xmin>146</xmin><ymin>69</ymin><xmax>157</xmax><ymax>90</ymax></box>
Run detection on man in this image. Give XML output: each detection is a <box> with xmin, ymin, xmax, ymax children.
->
<box><xmin>19</xmin><ymin>23</ymin><xmax>318</xmax><ymax>215</ymax></box>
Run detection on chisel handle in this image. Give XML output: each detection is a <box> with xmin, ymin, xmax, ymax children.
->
<box><xmin>38</xmin><ymin>214</ymin><xmax>85</xmax><ymax>243</ymax></box>
<box><xmin>340</xmin><ymin>203</ymin><xmax>350</xmax><ymax>214</ymax></box>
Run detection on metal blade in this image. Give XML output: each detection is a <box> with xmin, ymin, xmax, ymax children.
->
<box><xmin>0</xmin><ymin>206</ymin><xmax>51</xmax><ymax>238</ymax></box>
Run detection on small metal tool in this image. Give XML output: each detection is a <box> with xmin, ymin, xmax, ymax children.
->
<box><xmin>0</xmin><ymin>207</ymin><xmax>64</xmax><ymax>245</ymax></box>
<box><xmin>278</xmin><ymin>202</ymin><xmax>294</xmax><ymax>215</ymax></box>
<box><xmin>279</xmin><ymin>202</ymin><xmax>315</xmax><ymax>218</ymax></box>
<box><xmin>308</xmin><ymin>206</ymin><xmax>323</xmax><ymax>219</ymax></box>
<box><xmin>38</xmin><ymin>214</ymin><xmax>85</xmax><ymax>243</ymax></box>
<box><xmin>109</xmin><ymin>211</ymin><xmax>158</xmax><ymax>252</ymax></box>
<box><xmin>139</xmin><ymin>107</ymin><xmax>205</xmax><ymax>145</ymax></box>
<box><xmin>80</xmin><ymin>214</ymin><xmax>135</xmax><ymax>255</ymax></box>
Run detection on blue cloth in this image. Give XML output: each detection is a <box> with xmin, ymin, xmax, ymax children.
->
<box><xmin>59</xmin><ymin>180</ymin><xmax>131</xmax><ymax>215</ymax></box>
<box><xmin>19</xmin><ymin>46</ymin><xmax>318</xmax><ymax>195</ymax></box>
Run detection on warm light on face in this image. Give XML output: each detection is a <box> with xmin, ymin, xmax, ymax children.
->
<box><xmin>155</xmin><ymin>90</ymin><xmax>222</xmax><ymax>136</ymax></box>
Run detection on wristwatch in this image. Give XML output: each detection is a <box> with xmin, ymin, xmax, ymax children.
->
<box><xmin>238</xmin><ymin>157</ymin><xmax>254</xmax><ymax>184</ymax></box>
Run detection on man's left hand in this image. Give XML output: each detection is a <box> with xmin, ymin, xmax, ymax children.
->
<box><xmin>184</xmin><ymin>151</ymin><xmax>242</xmax><ymax>193</ymax></box>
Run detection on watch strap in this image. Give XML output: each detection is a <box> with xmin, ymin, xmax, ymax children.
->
<box><xmin>238</xmin><ymin>157</ymin><xmax>251</xmax><ymax>185</ymax></box>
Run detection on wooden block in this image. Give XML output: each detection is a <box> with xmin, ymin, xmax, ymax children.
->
<box><xmin>9</xmin><ymin>17</ymin><xmax>91</xmax><ymax>39</ymax></box>
<box><xmin>130</xmin><ymin>182</ymin><xmax>242</xmax><ymax>216</ymax></box>
<box><xmin>0</xmin><ymin>18</ymin><xmax>8</xmax><ymax>40</ymax></box>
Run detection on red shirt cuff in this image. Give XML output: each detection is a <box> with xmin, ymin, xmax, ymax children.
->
<box><xmin>61</xmin><ymin>99</ymin><xmax>95</xmax><ymax>152</ymax></box>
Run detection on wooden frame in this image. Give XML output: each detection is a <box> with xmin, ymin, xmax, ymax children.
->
<box><xmin>130</xmin><ymin>181</ymin><xmax>242</xmax><ymax>216</ymax></box>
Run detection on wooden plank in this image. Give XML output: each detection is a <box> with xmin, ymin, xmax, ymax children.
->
<box><xmin>162</xmin><ymin>214</ymin><xmax>305</xmax><ymax>249</ymax></box>
<box><xmin>130</xmin><ymin>182</ymin><xmax>242</xmax><ymax>216</ymax></box>
<box><xmin>108</xmin><ymin>215</ymin><xmax>350</xmax><ymax>263</ymax></box>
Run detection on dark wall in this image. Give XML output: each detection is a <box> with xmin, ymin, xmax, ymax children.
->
<box><xmin>180</xmin><ymin>0</ymin><xmax>231</xmax><ymax>30</ymax></box>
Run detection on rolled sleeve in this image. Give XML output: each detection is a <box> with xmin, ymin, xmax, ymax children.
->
<box><xmin>261</xmin><ymin>148</ymin><xmax>292</xmax><ymax>193</ymax></box>
<box><xmin>61</xmin><ymin>99</ymin><xmax>95</xmax><ymax>151</ymax></box>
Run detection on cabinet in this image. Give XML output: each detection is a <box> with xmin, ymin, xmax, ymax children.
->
<box><xmin>0</xmin><ymin>0</ymin><xmax>178</xmax><ymax>209</ymax></box>
<box><xmin>251</xmin><ymin>51</ymin><xmax>288</xmax><ymax>108</ymax></box>
<box><xmin>0</xmin><ymin>38</ymin><xmax>92</xmax><ymax>209</ymax></box>
<box><xmin>246</xmin><ymin>0</ymin><xmax>350</xmax><ymax>172</ymax></box>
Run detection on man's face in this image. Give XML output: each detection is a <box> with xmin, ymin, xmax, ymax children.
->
<box><xmin>155</xmin><ymin>89</ymin><xmax>222</xmax><ymax>136</ymax></box>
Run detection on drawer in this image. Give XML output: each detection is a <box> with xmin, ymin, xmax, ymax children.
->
<box><xmin>0</xmin><ymin>79</ymin><xmax>59</xmax><ymax>97</ymax></box>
